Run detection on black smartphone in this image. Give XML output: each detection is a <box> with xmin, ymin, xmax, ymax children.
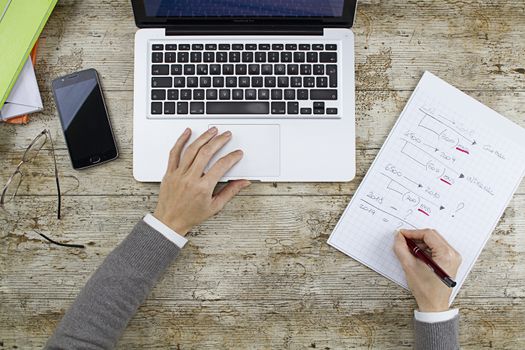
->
<box><xmin>52</xmin><ymin>69</ymin><xmax>118</xmax><ymax>170</ymax></box>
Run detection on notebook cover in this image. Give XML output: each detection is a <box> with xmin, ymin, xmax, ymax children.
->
<box><xmin>0</xmin><ymin>0</ymin><xmax>57</xmax><ymax>108</ymax></box>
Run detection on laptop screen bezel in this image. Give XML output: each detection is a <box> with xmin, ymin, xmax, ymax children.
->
<box><xmin>131</xmin><ymin>0</ymin><xmax>357</xmax><ymax>28</ymax></box>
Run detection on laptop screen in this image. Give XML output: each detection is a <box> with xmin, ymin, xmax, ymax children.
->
<box><xmin>144</xmin><ymin>0</ymin><xmax>345</xmax><ymax>18</ymax></box>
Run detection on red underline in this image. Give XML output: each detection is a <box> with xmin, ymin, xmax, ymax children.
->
<box><xmin>456</xmin><ymin>147</ymin><xmax>469</xmax><ymax>154</ymax></box>
<box><xmin>418</xmin><ymin>209</ymin><xmax>430</xmax><ymax>216</ymax></box>
<box><xmin>440</xmin><ymin>178</ymin><xmax>452</xmax><ymax>185</ymax></box>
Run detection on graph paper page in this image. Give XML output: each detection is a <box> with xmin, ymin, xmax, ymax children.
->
<box><xmin>328</xmin><ymin>71</ymin><xmax>525</xmax><ymax>301</ymax></box>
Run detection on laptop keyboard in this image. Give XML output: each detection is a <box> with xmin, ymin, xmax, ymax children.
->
<box><xmin>149</xmin><ymin>42</ymin><xmax>341</xmax><ymax>119</ymax></box>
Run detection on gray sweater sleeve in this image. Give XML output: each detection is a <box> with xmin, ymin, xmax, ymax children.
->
<box><xmin>45</xmin><ymin>220</ymin><xmax>181</xmax><ymax>350</ymax></box>
<box><xmin>414</xmin><ymin>315</ymin><xmax>460</xmax><ymax>350</ymax></box>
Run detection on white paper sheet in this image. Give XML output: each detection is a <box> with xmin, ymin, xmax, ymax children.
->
<box><xmin>328</xmin><ymin>71</ymin><xmax>525</xmax><ymax>301</ymax></box>
<box><xmin>0</xmin><ymin>57</ymin><xmax>43</xmax><ymax>120</ymax></box>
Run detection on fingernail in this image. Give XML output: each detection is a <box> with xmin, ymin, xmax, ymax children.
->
<box><xmin>183</xmin><ymin>128</ymin><xmax>190</xmax><ymax>135</ymax></box>
<box><xmin>236</xmin><ymin>150</ymin><xmax>244</xmax><ymax>156</ymax></box>
<box><xmin>224</xmin><ymin>131</ymin><xmax>232</xmax><ymax>137</ymax></box>
<box><xmin>242</xmin><ymin>181</ymin><xmax>251</xmax><ymax>188</ymax></box>
<box><xmin>210</xmin><ymin>127</ymin><xmax>218</xmax><ymax>134</ymax></box>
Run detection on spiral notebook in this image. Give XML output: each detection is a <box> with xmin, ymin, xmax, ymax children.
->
<box><xmin>328</xmin><ymin>71</ymin><xmax>525</xmax><ymax>301</ymax></box>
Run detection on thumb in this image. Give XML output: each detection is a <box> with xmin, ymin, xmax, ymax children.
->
<box><xmin>212</xmin><ymin>180</ymin><xmax>251</xmax><ymax>212</ymax></box>
<box><xmin>393</xmin><ymin>231</ymin><xmax>417</xmax><ymax>268</ymax></box>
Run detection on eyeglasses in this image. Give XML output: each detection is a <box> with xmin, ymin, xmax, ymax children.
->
<box><xmin>1</xmin><ymin>129</ymin><xmax>61</xmax><ymax>219</ymax></box>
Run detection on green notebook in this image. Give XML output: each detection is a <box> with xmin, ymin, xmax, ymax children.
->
<box><xmin>0</xmin><ymin>0</ymin><xmax>57</xmax><ymax>108</ymax></box>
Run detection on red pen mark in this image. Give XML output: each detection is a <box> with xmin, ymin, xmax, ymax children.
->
<box><xmin>440</xmin><ymin>178</ymin><xmax>452</xmax><ymax>185</ymax></box>
<box><xmin>456</xmin><ymin>147</ymin><xmax>470</xmax><ymax>154</ymax></box>
<box><xmin>418</xmin><ymin>209</ymin><xmax>430</xmax><ymax>216</ymax></box>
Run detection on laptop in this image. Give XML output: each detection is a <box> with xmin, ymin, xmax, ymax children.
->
<box><xmin>131</xmin><ymin>0</ymin><xmax>358</xmax><ymax>182</ymax></box>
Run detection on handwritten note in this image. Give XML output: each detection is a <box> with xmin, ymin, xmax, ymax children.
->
<box><xmin>328</xmin><ymin>72</ymin><xmax>525</xmax><ymax>301</ymax></box>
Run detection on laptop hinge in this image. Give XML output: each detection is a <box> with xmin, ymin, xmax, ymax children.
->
<box><xmin>165</xmin><ymin>25</ymin><xmax>323</xmax><ymax>36</ymax></box>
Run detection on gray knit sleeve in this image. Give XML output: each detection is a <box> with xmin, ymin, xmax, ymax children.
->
<box><xmin>414</xmin><ymin>315</ymin><xmax>460</xmax><ymax>350</ymax></box>
<box><xmin>45</xmin><ymin>220</ymin><xmax>181</xmax><ymax>350</ymax></box>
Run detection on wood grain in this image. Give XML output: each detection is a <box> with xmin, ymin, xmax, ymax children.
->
<box><xmin>1</xmin><ymin>0</ymin><xmax>524</xmax><ymax>348</ymax></box>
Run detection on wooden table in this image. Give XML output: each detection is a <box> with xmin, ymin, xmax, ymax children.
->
<box><xmin>1</xmin><ymin>1</ymin><xmax>524</xmax><ymax>348</ymax></box>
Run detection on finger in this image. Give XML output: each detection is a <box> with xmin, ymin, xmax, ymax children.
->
<box><xmin>167</xmin><ymin>128</ymin><xmax>191</xmax><ymax>172</ymax></box>
<box><xmin>204</xmin><ymin>150</ymin><xmax>244</xmax><ymax>184</ymax></box>
<box><xmin>399</xmin><ymin>229</ymin><xmax>450</xmax><ymax>251</ymax></box>
<box><xmin>189</xmin><ymin>131</ymin><xmax>232</xmax><ymax>176</ymax></box>
<box><xmin>179</xmin><ymin>127</ymin><xmax>218</xmax><ymax>171</ymax></box>
<box><xmin>393</xmin><ymin>231</ymin><xmax>417</xmax><ymax>268</ymax></box>
<box><xmin>212</xmin><ymin>180</ymin><xmax>251</xmax><ymax>212</ymax></box>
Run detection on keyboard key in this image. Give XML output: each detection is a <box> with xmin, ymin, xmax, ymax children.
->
<box><xmin>307</xmin><ymin>52</ymin><xmax>318</xmax><ymax>63</ymax></box>
<box><xmin>275</xmin><ymin>64</ymin><xmax>286</xmax><ymax>75</ymax></box>
<box><xmin>190</xmin><ymin>102</ymin><xmax>205</xmax><ymax>114</ymax></box>
<box><xmin>151</xmin><ymin>89</ymin><xmax>166</xmax><ymax>100</ymax></box>
<box><xmin>152</xmin><ymin>64</ymin><xmax>169</xmax><ymax>75</ymax></box>
<box><xmin>239</xmin><ymin>77</ymin><xmax>250</xmax><ymax>87</ymax></box>
<box><xmin>300</xmin><ymin>107</ymin><xmax>312</xmax><ymax>114</ymax></box>
<box><xmin>165</xmin><ymin>52</ymin><xmax>176</xmax><ymax>63</ymax></box>
<box><xmin>242</xmin><ymin>52</ymin><xmax>254</xmax><ymax>62</ymax></box>
<box><xmin>264</xmin><ymin>76</ymin><xmax>276</xmax><ymax>87</ymax></box>
<box><xmin>236</xmin><ymin>64</ymin><xmax>247</xmax><ymax>75</ymax></box>
<box><xmin>171</xmin><ymin>64</ymin><xmax>183</xmax><ymax>75</ymax></box>
<box><xmin>164</xmin><ymin>102</ymin><xmax>176</xmax><ymax>115</ymax></box>
<box><xmin>184</xmin><ymin>64</ymin><xmax>195</xmax><ymax>75</ymax></box>
<box><xmin>173</xmin><ymin>77</ymin><xmax>185</xmax><ymax>87</ymax></box>
<box><xmin>327</xmin><ymin>108</ymin><xmax>338</xmax><ymax>115</ymax></box>
<box><xmin>232</xmin><ymin>44</ymin><xmax>244</xmax><ymax>50</ymax></box>
<box><xmin>252</xmin><ymin>76</ymin><xmax>263</xmax><ymax>87</ymax></box>
<box><xmin>177</xmin><ymin>102</ymin><xmax>188</xmax><ymax>114</ymax></box>
<box><xmin>291</xmin><ymin>77</ymin><xmax>302</xmax><ymax>87</ymax></box>
<box><xmin>166</xmin><ymin>44</ymin><xmax>177</xmax><ymax>51</ymax></box>
<box><xmin>249</xmin><ymin>64</ymin><xmax>260</xmax><ymax>75</ymax></box>
<box><xmin>314</xmin><ymin>107</ymin><xmax>325</xmax><ymax>115</ymax></box>
<box><xmin>229</xmin><ymin>52</ymin><xmax>241</xmax><ymax>62</ymax></box>
<box><xmin>226</xmin><ymin>77</ymin><xmax>237</xmax><ymax>87</ymax></box>
<box><xmin>197</xmin><ymin>65</ymin><xmax>208</xmax><ymax>75</ymax></box>
<box><xmin>216</xmin><ymin>52</ymin><xmax>228</xmax><ymax>62</ymax></box>
<box><xmin>298</xmin><ymin>89</ymin><xmax>309</xmax><ymax>100</ymax></box>
<box><xmin>320</xmin><ymin>52</ymin><xmax>338</xmax><ymax>63</ymax></box>
<box><xmin>177</xmin><ymin>52</ymin><xmax>189</xmax><ymax>62</ymax></box>
<box><xmin>246</xmin><ymin>44</ymin><xmax>257</xmax><ymax>50</ymax></box>
<box><xmin>219</xmin><ymin>89</ymin><xmax>231</xmax><ymax>100</ymax></box>
<box><xmin>313</xmin><ymin>65</ymin><xmax>324</xmax><ymax>75</ymax></box>
<box><xmin>316</xmin><ymin>77</ymin><xmax>328</xmax><ymax>88</ymax></box>
<box><xmin>180</xmin><ymin>89</ymin><xmax>192</xmax><ymax>100</ymax></box>
<box><xmin>262</xmin><ymin>64</ymin><xmax>273</xmax><ymax>75</ymax></box>
<box><xmin>192</xmin><ymin>44</ymin><xmax>204</xmax><ymax>50</ymax></box>
<box><xmin>278</xmin><ymin>77</ymin><xmax>289</xmax><ymax>87</ymax></box>
<box><xmin>152</xmin><ymin>44</ymin><xmax>164</xmax><ymax>51</ymax></box>
<box><xmin>304</xmin><ymin>77</ymin><xmax>315</xmax><ymax>88</ymax></box>
<box><xmin>255</xmin><ymin>52</ymin><xmax>266</xmax><ymax>62</ymax></box>
<box><xmin>233</xmin><ymin>89</ymin><xmax>243</xmax><ymax>100</ymax></box>
<box><xmin>259</xmin><ymin>44</ymin><xmax>270</xmax><ymax>50</ymax></box>
<box><xmin>187</xmin><ymin>77</ymin><xmax>198</xmax><ymax>87</ymax></box>
<box><xmin>312</xmin><ymin>44</ymin><xmax>324</xmax><ymax>50</ymax></box>
<box><xmin>288</xmin><ymin>102</ymin><xmax>299</xmax><ymax>114</ymax></box>
<box><xmin>311</xmin><ymin>89</ymin><xmax>338</xmax><ymax>100</ymax></box>
<box><xmin>152</xmin><ymin>77</ymin><xmax>172</xmax><ymax>88</ymax></box>
<box><xmin>152</xmin><ymin>52</ymin><xmax>163</xmax><ymax>63</ymax></box>
<box><xmin>258</xmin><ymin>89</ymin><xmax>270</xmax><ymax>100</ymax></box>
<box><xmin>272</xmin><ymin>44</ymin><xmax>284</xmax><ymax>50</ymax></box>
<box><xmin>293</xmin><ymin>52</ymin><xmax>305</xmax><ymax>63</ymax></box>
<box><xmin>286</xmin><ymin>44</ymin><xmax>297</xmax><ymax>50</ymax></box>
<box><xmin>268</xmin><ymin>52</ymin><xmax>279</xmax><ymax>62</ymax></box>
<box><xmin>300</xmin><ymin>64</ymin><xmax>311</xmax><ymax>75</ymax></box>
<box><xmin>314</xmin><ymin>102</ymin><xmax>325</xmax><ymax>109</ymax></box>
<box><xmin>207</xmin><ymin>89</ymin><xmax>218</xmax><ymax>100</ymax></box>
<box><xmin>168</xmin><ymin>89</ymin><xmax>179</xmax><ymax>100</ymax></box>
<box><xmin>287</xmin><ymin>64</ymin><xmax>299</xmax><ymax>75</ymax></box>
<box><xmin>207</xmin><ymin>102</ymin><xmax>269</xmax><ymax>114</ymax></box>
<box><xmin>205</xmin><ymin>44</ymin><xmax>217</xmax><ymax>50</ymax></box>
<box><xmin>281</xmin><ymin>52</ymin><xmax>292</xmax><ymax>62</ymax></box>
<box><xmin>213</xmin><ymin>77</ymin><xmax>225</xmax><ymax>87</ymax></box>
<box><xmin>210</xmin><ymin>64</ymin><xmax>221</xmax><ymax>75</ymax></box>
<box><xmin>190</xmin><ymin>52</ymin><xmax>202</xmax><ymax>62</ymax></box>
<box><xmin>200</xmin><ymin>77</ymin><xmax>211</xmax><ymax>87</ymax></box>
<box><xmin>219</xmin><ymin>44</ymin><xmax>230</xmax><ymax>50</ymax></box>
<box><xmin>271</xmin><ymin>102</ymin><xmax>286</xmax><ymax>114</ymax></box>
<box><xmin>327</xmin><ymin>65</ymin><xmax>338</xmax><ymax>87</ymax></box>
<box><xmin>284</xmin><ymin>89</ymin><xmax>295</xmax><ymax>100</ymax></box>
<box><xmin>204</xmin><ymin>52</ymin><xmax>215</xmax><ymax>62</ymax></box>
<box><xmin>326</xmin><ymin>44</ymin><xmax>338</xmax><ymax>51</ymax></box>
<box><xmin>271</xmin><ymin>89</ymin><xmax>283</xmax><ymax>100</ymax></box>
<box><xmin>299</xmin><ymin>44</ymin><xmax>311</xmax><ymax>50</ymax></box>
<box><xmin>151</xmin><ymin>102</ymin><xmax>162</xmax><ymax>114</ymax></box>
<box><xmin>245</xmin><ymin>89</ymin><xmax>257</xmax><ymax>100</ymax></box>
<box><xmin>223</xmin><ymin>64</ymin><xmax>234</xmax><ymax>75</ymax></box>
<box><xmin>179</xmin><ymin>44</ymin><xmax>190</xmax><ymax>50</ymax></box>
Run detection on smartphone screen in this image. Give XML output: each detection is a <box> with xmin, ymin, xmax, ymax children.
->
<box><xmin>52</xmin><ymin>69</ymin><xmax>118</xmax><ymax>169</ymax></box>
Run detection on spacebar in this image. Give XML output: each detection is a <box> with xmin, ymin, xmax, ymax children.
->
<box><xmin>207</xmin><ymin>102</ymin><xmax>269</xmax><ymax>114</ymax></box>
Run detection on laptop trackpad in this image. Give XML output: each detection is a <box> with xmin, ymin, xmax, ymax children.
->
<box><xmin>207</xmin><ymin>124</ymin><xmax>281</xmax><ymax>178</ymax></box>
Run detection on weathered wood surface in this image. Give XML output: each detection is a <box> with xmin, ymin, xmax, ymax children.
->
<box><xmin>1</xmin><ymin>0</ymin><xmax>525</xmax><ymax>349</ymax></box>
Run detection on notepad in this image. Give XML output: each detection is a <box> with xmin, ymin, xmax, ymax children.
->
<box><xmin>328</xmin><ymin>71</ymin><xmax>525</xmax><ymax>301</ymax></box>
<box><xmin>0</xmin><ymin>0</ymin><xmax>57</xmax><ymax>108</ymax></box>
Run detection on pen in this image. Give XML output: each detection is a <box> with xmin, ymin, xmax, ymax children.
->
<box><xmin>0</xmin><ymin>0</ymin><xmax>12</xmax><ymax>23</ymax></box>
<box><xmin>405</xmin><ymin>237</ymin><xmax>457</xmax><ymax>288</ymax></box>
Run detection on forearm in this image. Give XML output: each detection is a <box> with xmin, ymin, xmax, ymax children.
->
<box><xmin>414</xmin><ymin>313</ymin><xmax>460</xmax><ymax>350</ymax></box>
<box><xmin>45</xmin><ymin>220</ymin><xmax>181</xmax><ymax>350</ymax></box>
